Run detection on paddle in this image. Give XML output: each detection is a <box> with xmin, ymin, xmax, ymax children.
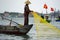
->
<box><xmin>3</xmin><ymin>17</ymin><xmax>20</xmax><ymax>25</ymax></box>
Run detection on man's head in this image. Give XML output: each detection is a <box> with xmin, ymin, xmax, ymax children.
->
<box><xmin>25</xmin><ymin>0</ymin><xmax>31</xmax><ymax>5</ymax></box>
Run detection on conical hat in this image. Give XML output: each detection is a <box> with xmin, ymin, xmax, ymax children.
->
<box><xmin>25</xmin><ymin>0</ymin><xmax>31</xmax><ymax>4</ymax></box>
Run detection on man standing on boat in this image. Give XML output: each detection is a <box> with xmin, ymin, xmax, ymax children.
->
<box><xmin>24</xmin><ymin>0</ymin><xmax>32</xmax><ymax>25</ymax></box>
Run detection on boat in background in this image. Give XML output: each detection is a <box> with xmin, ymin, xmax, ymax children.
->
<box><xmin>56</xmin><ymin>20</ymin><xmax>60</xmax><ymax>22</ymax></box>
<box><xmin>55</xmin><ymin>16</ymin><xmax>60</xmax><ymax>22</ymax></box>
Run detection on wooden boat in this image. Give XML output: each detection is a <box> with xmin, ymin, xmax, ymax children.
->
<box><xmin>0</xmin><ymin>18</ymin><xmax>33</xmax><ymax>35</ymax></box>
<box><xmin>0</xmin><ymin>24</ymin><xmax>33</xmax><ymax>35</ymax></box>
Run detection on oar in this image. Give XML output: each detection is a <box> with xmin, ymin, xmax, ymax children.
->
<box><xmin>0</xmin><ymin>16</ymin><xmax>23</xmax><ymax>26</ymax></box>
<box><xmin>3</xmin><ymin>17</ymin><xmax>20</xmax><ymax>25</ymax></box>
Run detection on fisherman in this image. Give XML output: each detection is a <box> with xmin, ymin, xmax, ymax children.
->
<box><xmin>24</xmin><ymin>0</ymin><xmax>32</xmax><ymax>25</ymax></box>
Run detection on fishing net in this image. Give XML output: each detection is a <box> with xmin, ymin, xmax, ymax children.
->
<box><xmin>32</xmin><ymin>11</ymin><xmax>60</xmax><ymax>37</ymax></box>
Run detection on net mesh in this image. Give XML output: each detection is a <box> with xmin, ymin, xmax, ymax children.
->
<box><xmin>32</xmin><ymin>12</ymin><xmax>60</xmax><ymax>37</ymax></box>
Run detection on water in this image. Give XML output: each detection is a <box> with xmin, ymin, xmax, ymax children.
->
<box><xmin>0</xmin><ymin>17</ymin><xmax>60</xmax><ymax>40</ymax></box>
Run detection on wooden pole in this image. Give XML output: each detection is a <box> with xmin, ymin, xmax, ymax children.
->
<box><xmin>3</xmin><ymin>18</ymin><xmax>20</xmax><ymax>25</ymax></box>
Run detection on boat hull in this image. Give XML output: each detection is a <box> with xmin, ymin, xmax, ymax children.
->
<box><xmin>0</xmin><ymin>30</ymin><xmax>25</xmax><ymax>35</ymax></box>
<box><xmin>0</xmin><ymin>24</ymin><xmax>33</xmax><ymax>35</ymax></box>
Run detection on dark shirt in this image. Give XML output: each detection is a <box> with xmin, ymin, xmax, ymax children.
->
<box><xmin>24</xmin><ymin>4</ymin><xmax>31</xmax><ymax>25</ymax></box>
<box><xmin>24</xmin><ymin>4</ymin><xmax>31</xmax><ymax>15</ymax></box>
